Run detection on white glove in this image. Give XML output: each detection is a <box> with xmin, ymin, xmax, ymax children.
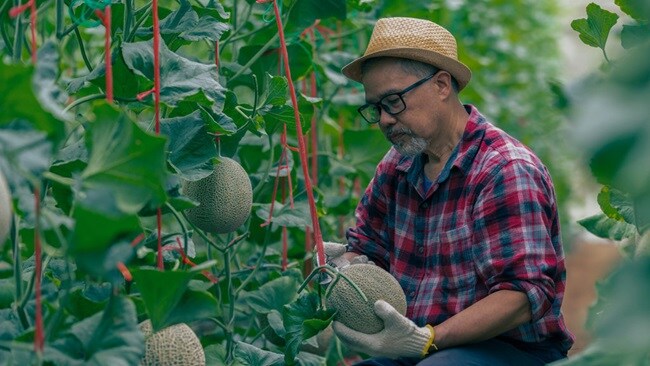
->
<box><xmin>323</xmin><ymin>242</ymin><xmax>370</xmax><ymax>270</ymax></box>
<box><xmin>332</xmin><ymin>300</ymin><xmax>435</xmax><ymax>359</ymax></box>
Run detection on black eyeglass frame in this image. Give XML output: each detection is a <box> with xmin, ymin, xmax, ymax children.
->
<box><xmin>357</xmin><ymin>72</ymin><xmax>438</xmax><ymax>124</ymax></box>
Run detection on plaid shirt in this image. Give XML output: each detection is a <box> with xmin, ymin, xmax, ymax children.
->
<box><xmin>346</xmin><ymin>105</ymin><xmax>574</xmax><ymax>352</ymax></box>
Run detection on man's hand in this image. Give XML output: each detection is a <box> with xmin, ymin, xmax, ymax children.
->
<box><xmin>332</xmin><ymin>300</ymin><xmax>434</xmax><ymax>359</ymax></box>
<box><xmin>323</xmin><ymin>242</ymin><xmax>370</xmax><ymax>270</ymax></box>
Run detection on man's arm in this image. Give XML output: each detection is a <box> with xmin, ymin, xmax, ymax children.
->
<box><xmin>433</xmin><ymin>289</ymin><xmax>531</xmax><ymax>350</ymax></box>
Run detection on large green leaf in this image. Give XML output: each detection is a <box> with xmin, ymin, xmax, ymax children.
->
<box><xmin>597</xmin><ymin>186</ymin><xmax>636</xmax><ymax>225</ymax></box>
<box><xmin>283</xmin><ymin>292</ymin><xmax>335</xmax><ymax>365</ymax></box>
<box><xmin>160</xmin><ymin>0</ymin><xmax>229</xmax><ymax>42</ymax></box>
<box><xmin>161</xmin><ymin>111</ymin><xmax>218</xmax><ymax>181</ymax></box>
<box><xmin>615</xmin><ymin>0</ymin><xmax>650</xmax><ymax>21</ymax></box>
<box><xmin>132</xmin><ymin>268</ymin><xmax>194</xmax><ymax>331</ymax></box>
<box><xmin>571</xmin><ymin>3</ymin><xmax>619</xmax><ymax>50</ymax></box>
<box><xmin>0</xmin><ymin>62</ymin><xmax>65</xmax><ymax>144</ymax></box>
<box><xmin>239</xmin><ymin>275</ymin><xmax>300</xmax><ymax>314</ymax></box>
<box><xmin>47</xmin><ymin>296</ymin><xmax>144</xmax><ymax>366</ymax></box>
<box><xmin>255</xmin><ymin>201</ymin><xmax>312</xmax><ymax>229</ymax></box>
<box><xmin>237</xmin><ymin>42</ymin><xmax>313</xmax><ymax>84</ymax></box>
<box><xmin>71</xmin><ymin>205</ymin><xmax>140</xmax><ymax>256</ymax></box>
<box><xmin>121</xmin><ymin>40</ymin><xmax>225</xmax><ymax>112</ymax></box>
<box><xmin>78</xmin><ymin>103</ymin><xmax>168</xmax><ymax>217</ymax></box>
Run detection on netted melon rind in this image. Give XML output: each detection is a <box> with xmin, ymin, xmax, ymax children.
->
<box><xmin>139</xmin><ymin>320</ymin><xmax>206</xmax><ymax>366</ymax></box>
<box><xmin>326</xmin><ymin>263</ymin><xmax>407</xmax><ymax>334</ymax></box>
<box><xmin>184</xmin><ymin>157</ymin><xmax>253</xmax><ymax>234</ymax></box>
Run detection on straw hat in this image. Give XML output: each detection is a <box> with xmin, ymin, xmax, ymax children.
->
<box><xmin>342</xmin><ymin>17</ymin><xmax>472</xmax><ymax>90</ymax></box>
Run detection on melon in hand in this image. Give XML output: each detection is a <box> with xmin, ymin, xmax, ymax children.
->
<box><xmin>326</xmin><ymin>263</ymin><xmax>407</xmax><ymax>334</ymax></box>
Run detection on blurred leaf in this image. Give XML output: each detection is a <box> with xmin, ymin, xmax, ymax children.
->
<box><xmin>597</xmin><ymin>186</ymin><xmax>636</xmax><ymax>225</ymax></box>
<box><xmin>160</xmin><ymin>0</ymin><xmax>229</xmax><ymax>42</ymax></box>
<box><xmin>255</xmin><ymin>201</ymin><xmax>312</xmax><ymax>229</ymax></box>
<box><xmin>621</xmin><ymin>24</ymin><xmax>650</xmax><ymax>49</ymax></box>
<box><xmin>71</xmin><ymin>206</ymin><xmax>140</xmax><ymax>257</ymax></box>
<box><xmin>615</xmin><ymin>0</ymin><xmax>650</xmax><ymax>21</ymax></box>
<box><xmin>0</xmin><ymin>62</ymin><xmax>66</xmax><ymax>144</ymax></box>
<box><xmin>161</xmin><ymin>111</ymin><xmax>217</xmax><ymax>181</ymax></box>
<box><xmin>47</xmin><ymin>296</ymin><xmax>144</xmax><ymax>366</ymax></box>
<box><xmin>77</xmin><ymin>103</ymin><xmax>168</xmax><ymax>217</ymax></box>
<box><xmin>286</xmin><ymin>0</ymin><xmax>346</xmax><ymax>33</ymax></box>
<box><xmin>578</xmin><ymin>213</ymin><xmax>637</xmax><ymax>241</ymax></box>
<box><xmin>238</xmin><ymin>42</ymin><xmax>313</xmax><ymax>84</ymax></box>
<box><xmin>571</xmin><ymin>3</ymin><xmax>619</xmax><ymax>50</ymax></box>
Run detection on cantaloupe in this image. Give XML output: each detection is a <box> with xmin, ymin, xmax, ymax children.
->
<box><xmin>326</xmin><ymin>264</ymin><xmax>407</xmax><ymax>334</ymax></box>
<box><xmin>0</xmin><ymin>170</ymin><xmax>12</xmax><ymax>248</ymax></box>
<box><xmin>139</xmin><ymin>320</ymin><xmax>206</xmax><ymax>366</ymax></box>
<box><xmin>184</xmin><ymin>157</ymin><xmax>253</xmax><ymax>234</ymax></box>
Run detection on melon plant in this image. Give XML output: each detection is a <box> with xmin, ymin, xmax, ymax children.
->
<box><xmin>184</xmin><ymin>157</ymin><xmax>253</xmax><ymax>234</ymax></box>
<box><xmin>139</xmin><ymin>320</ymin><xmax>205</xmax><ymax>366</ymax></box>
<box><xmin>326</xmin><ymin>264</ymin><xmax>407</xmax><ymax>334</ymax></box>
<box><xmin>0</xmin><ymin>170</ymin><xmax>12</xmax><ymax>247</ymax></box>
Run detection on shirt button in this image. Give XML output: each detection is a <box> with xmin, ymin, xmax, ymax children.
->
<box><xmin>418</xmin><ymin>247</ymin><xmax>424</xmax><ymax>254</ymax></box>
<box><xmin>421</xmin><ymin>202</ymin><xmax>429</xmax><ymax>209</ymax></box>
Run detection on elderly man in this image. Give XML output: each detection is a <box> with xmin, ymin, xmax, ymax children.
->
<box><xmin>325</xmin><ymin>17</ymin><xmax>574</xmax><ymax>365</ymax></box>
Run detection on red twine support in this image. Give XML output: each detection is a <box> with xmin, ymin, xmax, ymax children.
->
<box><xmin>94</xmin><ymin>7</ymin><xmax>113</xmax><ymax>103</ymax></box>
<box><xmin>150</xmin><ymin>0</ymin><xmax>163</xmax><ymax>269</ymax></box>
<box><xmin>265</xmin><ymin>0</ymin><xmax>325</xmax><ymax>267</ymax></box>
<box><xmin>9</xmin><ymin>0</ymin><xmax>37</xmax><ymax>64</ymax></box>
<box><xmin>174</xmin><ymin>238</ymin><xmax>218</xmax><ymax>283</ymax></box>
<box><xmin>116</xmin><ymin>261</ymin><xmax>133</xmax><ymax>282</ymax></box>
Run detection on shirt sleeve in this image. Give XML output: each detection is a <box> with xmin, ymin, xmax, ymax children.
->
<box><xmin>346</xmin><ymin>156</ymin><xmax>393</xmax><ymax>269</ymax></box>
<box><xmin>471</xmin><ymin>159</ymin><xmax>560</xmax><ymax>322</ymax></box>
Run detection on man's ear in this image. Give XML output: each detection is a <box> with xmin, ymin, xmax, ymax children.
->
<box><xmin>434</xmin><ymin>71</ymin><xmax>454</xmax><ymax>99</ymax></box>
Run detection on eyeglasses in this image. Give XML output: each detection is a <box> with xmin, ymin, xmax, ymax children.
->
<box><xmin>357</xmin><ymin>72</ymin><xmax>437</xmax><ymax>124</ymax></box>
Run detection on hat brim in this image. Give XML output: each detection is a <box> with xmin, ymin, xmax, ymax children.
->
<box><xmin>341</xmin><ymin>48</ymin><xmax>472</xmax><ymax>91</ymax></box>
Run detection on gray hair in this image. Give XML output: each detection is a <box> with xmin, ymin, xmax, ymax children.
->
<box><xmin>361</xmin><ymin>57</ymin><xmax>459</xmax><ymax>93</ymax></box>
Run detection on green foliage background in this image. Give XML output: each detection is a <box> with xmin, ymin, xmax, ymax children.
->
<box><xmin>0</xmin><ymin>0</ymin><xmax>608</xmax><ymax>364</ymax></box>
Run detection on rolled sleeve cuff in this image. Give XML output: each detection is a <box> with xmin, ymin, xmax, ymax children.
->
<box><xmin>490</xmin><ymin>280</ymin><xmax>552</xmax><ymax>322</ymax></box>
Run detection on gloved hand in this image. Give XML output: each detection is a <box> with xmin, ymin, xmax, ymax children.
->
<box><xmin>332</xmin><ymin>300</ymin><xmax>435</xmax><ymax>359</ymax></box>
<box><xmin>323</xmin><ymin>242</ymin><xmax>370</xmax><ymax>270</ymax></box>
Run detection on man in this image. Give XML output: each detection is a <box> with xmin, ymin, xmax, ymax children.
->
<box><xmin>324</xmin><ymin>17</ymin><xmax>574</xmax><ymax>365</ymax></box>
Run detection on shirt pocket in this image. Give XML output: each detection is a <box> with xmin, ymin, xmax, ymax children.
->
<box><xmin>431</xmin><ymin>224</ymin><xmax>476</xmax><ymax>291</ymax></box>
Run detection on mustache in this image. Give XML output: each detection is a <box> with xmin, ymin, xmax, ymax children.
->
<box><xmin>386</xmin><ymin>127</ymin><xmax>415</xmax><ymax>136</ymax></box>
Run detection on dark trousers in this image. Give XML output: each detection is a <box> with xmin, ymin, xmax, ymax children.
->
<box><xmin>352</xmin><ymin>338</ymin><xmax>565</xmax><ymax>366</ymax></box>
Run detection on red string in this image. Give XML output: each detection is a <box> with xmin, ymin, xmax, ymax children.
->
<box><xmin>151</xmin><ymin>0</ymin><xmax>163</xmax><ymax>269</ymax></box>
<box><xmin>33</xmin><ymin>188</ymin><xmax>44</xmax><ymax>352</ymax></box>
<box><xmin>9</xmin><ymin>0</ymin><xmax>37</xmax><ymax>64</ymax></box>
<box><xmin>215</xmin><ymin>40</ymin><xmax>219</xmax><ymax>69</ymax></box>
<box><xmin>266</xmin><ymin>0</ymin><xmax>325</xmax><ymax>267</ymax></box>
<box><xmin>94</xmin><ymin>7</ymin><xmax>113</xmax><ymax>103</ymax></box>
<box><xmin>116</xmin><ymin>261</ymin><xmax>133</xmax><ymax>281</ymax></box>
<box><xmin>174</xmin><ymin>238</ymin><xmax>218</xmax><ymax>283</ymax></box>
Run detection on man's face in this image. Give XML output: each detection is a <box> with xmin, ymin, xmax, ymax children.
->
<box><xmin>360</xmin><ymin>60</ymin><xmax>441</xmax><ymax>157</ymax></box>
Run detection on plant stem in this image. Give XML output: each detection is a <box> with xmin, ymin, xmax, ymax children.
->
<box><xmin>124</xmin><ymin>0</ymin><xmax>134</xmax><ymax>41</ymax></box>
<box><xmin>12</xmin><ymin>0</ymin><xmax>24</xmax><ymax>62</ymax></box>
<box><xmin>55</xmin><ymin>0</ymin><xmax>63</xmax><ymax>38</ymax></box>
<box><xmin>74</xmin><ymin>27</ymin><xmax>93</xmax><ymax>72</ymax></box>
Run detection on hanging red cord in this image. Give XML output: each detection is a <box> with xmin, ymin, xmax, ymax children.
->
<box><xmin>260</xmin><ymin>0</ymin><xmax>325</xmax><ymax>268</ymax></box>
<box><xmin>9</xmin><ymin>0</ymin><xmax>37</xmax><ymax>64</ymax></box>
<box><xmin>33</xmin><ymin>188</ymin><xmax>44</xmax><ymax>353</ymax></box>
<box><xmin>151</xmin><ymin>0</ymin><xmax>163</xmax><ymax>270</ymax></box>
<box><xmin>94</xmin><ymin>6</ymin><xmax>113</xmax><ymax>103</ymax></box>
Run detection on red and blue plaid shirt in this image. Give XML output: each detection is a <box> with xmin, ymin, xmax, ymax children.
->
<box><xmin>346</xmin><ymin>105</ymin><xmax>574</xmax><ymax>352</ymax></box>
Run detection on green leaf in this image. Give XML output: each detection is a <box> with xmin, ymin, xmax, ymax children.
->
<box><xmin>615</xmin><ymin>0</ymin><xmax>650</xmax><ymax>21</ymax></box>
<box><xmin>240</xmin><ymin>275</ymin><xmax>300</xmax><ymax>314</ymax></box>
<box><xmin>78</xmin><ymin>103</ymin><xmax>168</xmax><ymax>217</ymax></box>
<box><xmin>0</xmin><ymin>62</ymin><xmax>66</xmax><ymax>144</ymax></box>
<box><xmin>34</xmin><ymin>41</ymin><xmax>70</xmax><ymax>124</ymax></box>
<box><xmin>71</xmin><ymin>206</ymin><xmax>140</xmax><ymax>260</ymax></box>
<box><xmin>237</xmin><ymin>42</ymin><xmax>313</xmax><ymax>84</ymax></box>
<box><xmin>570</xmin><ymin>3</ymin><xmax>619</xmax><ymax>49</ymax></box>
<box><xmin>343</xmin><ymin>128</ymin><xmax>392</xmax><ymax>185</ymax></box>
<box><xmin>161</xmin><ymin>111</ymin><xmax>218</xmax><ymax>181</ymax></box>
<box><xmin>578</xmin><ymin>213</ymin><xmax>637</xmax><ymax>241</ymax></box>
<box><xmin>286</xmin><ymin>0</ymin><xmax>346</xmax><ymax>32</ymax></box>
<box><xmin>162</xmin><ymin>285</ymin><xmax>220</xmax><ymax>326</ymax></box>
<box><xmin>130</xmin><ymin>268</ymin><xmax>193</xmax><ymax>331</ymax></box>
<box><xmin>621</xmin><ymin>24</ymin><xmax>650</xmax><ymax>49</ymax></box>
<box><xmin>47</xmin><ymin>296</ymin><xmax>144</xmax><ymax>366</ymax></box>
<box><xmin>255</xmin><ymin>201</ymin><xmax>312</xmax><ymax>229</ymax></box>
<box><xmin>121</xmin><ymin>40</ymin><xmax>225</xmax><ymax>112</ymax></box>
<box><xmin>597</xmin><ymin>186</ymin><xmax>636</xmax><ymax>225</ymax></box>
<box><xmin>160</xmin><ymin>0</ymin><xmax>229</xmax><ymax>42</ymax></box>
<box><xmin>235</xmin><ymin>341</ymin><xmax>284</xmax><ymax>366</ymax></box>
<box><xmin>282</xmin><ymin>292</ymin><xmax>335</xmax><ymax>365</ymax></box>
<box><xmin>259</xmin><ymin>74</ymin><xmax>289</xmax><ymax>108</ymax></box>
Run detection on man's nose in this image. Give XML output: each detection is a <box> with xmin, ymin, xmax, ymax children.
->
<box><xmin>378</xmin><ymin>108</ymin><xmax>397</xmax><ymax>127</ymax></box>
